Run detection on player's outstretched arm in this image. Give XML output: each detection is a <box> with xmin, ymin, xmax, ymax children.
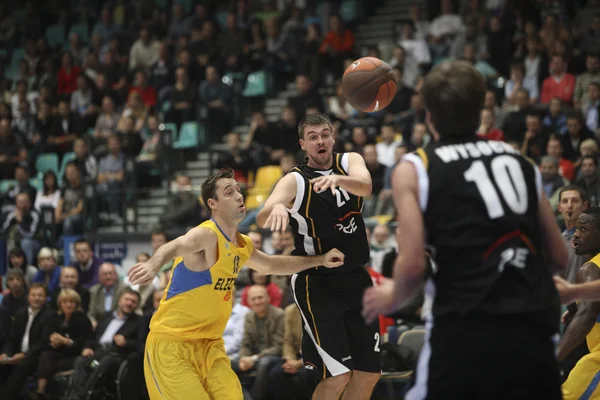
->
<box><xmin>555</xmin><ymin>275</ymin><xmax>600</xmax><ymax>304</ymax></box>
<box><xmin>256</xmin><ymin>173</ymin><xmax>296</xmax><ymax>232</ymax></box>
<box><xmin>556</xmin><ymin>263</ymin><xmax>600</xmax><ymax>361</ymax></box>
<box><xmin>128</xmin><ymin>227</ymin><xmax>215</xmax><ymax>285</ymax></box>
<box><xmin>246</xmin><ymin>248</ymin><xmax>344</xmax><ymax>275</ymax></box>
<box><xmin>363</xmin><ymin>161</ymin><xmax>426</xmax><ymax>323</ymax></box>
<box><xmin>310</xmin><ymin>152</ymin><xmax>372</xmax><ymax>197</ymax></box>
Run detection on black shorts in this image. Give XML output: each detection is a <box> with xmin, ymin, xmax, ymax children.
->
<box><xmin>291</xmin><ymin>267</ymin><xmax>381</xmax><ymax>379</ymax></box>
<box><xmin>405</xmin><ymin>315</ymin><xmax>562</xmax><ymax>400</ymax></box>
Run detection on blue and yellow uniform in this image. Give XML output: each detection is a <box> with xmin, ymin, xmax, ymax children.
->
<box><xmin>144</xmin><ymin>219</ymin><xmax>254</xmax><ymax>400</ymax></box>
<box><xmin>563</xmin><ymin>253</ymin><xmax>600</xmax><ymax>400</ymax></box>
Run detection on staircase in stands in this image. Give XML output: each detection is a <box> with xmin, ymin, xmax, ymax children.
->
<box><xmin>119</xmin><ymin>0</ymin><xmax>427</xmax><ymax>234</ymax></box>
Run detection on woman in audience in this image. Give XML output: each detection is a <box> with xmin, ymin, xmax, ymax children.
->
<box><xmin>32</xmin><ymin>289</ymin><xmax>93</xmax><ymax>399</ymax></box>
<box><xmin>117</xmin><ymin>91</ymin><xmax>147</xmax><ymax>134</ymax></box>
<box><xmin>2</xmin><ymin>247</ymin><xmax>38</xmax><ymax>291</ymax></box>
<box><xmin>34</xmin><ymin>170</ymin><xmax>61</xmax><ymax>212</ymax></box>
<box><xmin>32</xmin><ymin>247</ymin><xmax>61</xmax><ymax>294</ymax></box>
<box><xmin>240</xmin><ymin>269</ymin><xmax>282</xmax><ymax>308</ymax></box>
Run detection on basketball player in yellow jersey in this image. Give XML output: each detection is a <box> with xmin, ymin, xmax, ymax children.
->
<box><xmin>127</xmin><ymin>169</ymin><xmax>344</xmax><ymax>400</ymax></box>
<box><xmin>556</xmin><ymin>208</ymin><xmax>600</xmax><ymax>400</ymax></box>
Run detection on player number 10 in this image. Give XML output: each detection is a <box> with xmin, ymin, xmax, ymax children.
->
<box><xmin>463</xmin><ymin>155</ymin><xmax>529</xmax><ymax>219</ymax></box>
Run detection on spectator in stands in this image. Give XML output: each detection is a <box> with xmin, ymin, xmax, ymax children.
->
<box><xmin>71</xmin><ymin>239</ymin><xmax>103</xmax><ymax>289</ymax></box>
<box><xmin>562</xmin><ymin>112</ymin><xmax>596</xmax><ymax>162</ymax></box>
<box><xmin>55</xmin><ymin>162</ymin><xmax>85</xmax><ymax>236</ymax></box>
<box><xmin>386</xmin><ymin>67</ymin><xmax>414</xmax><ymax>119</ymax></box>
<box><xmin>477</xmin><ymin>108</ymin><xmax>504</xmax><ymax>141</ymax></box>
<box><xmin>575</xmin><ymin>155</ymin><xmax>600</xmax><ymax>207</ymax></box>
<box><xmin>450</xmin><ymin>18</ymin><xmax>487</xmax><ymax>61</ymax></box>
<box><xmin>159</xmin><ymin>173</ymin><xmax>206</xmax><ymax>232</ymax></box>
<box><xmin>88</xmin><ymin>262</ymin><xmax>128</xmax><ymax>327</ymax></box>
<box><xmin>583</xmin><ymin>82</ymin><xmax>600</xmax><ymax>136</ymax></box>
<box><xmin>541</xmin><ymin>155</ymin><xmax>567</xmax><ymax>207</ymax></box>
<box><xmin>5</xmin><ymin>163</ymin><xmax>37</xmax><ymax>207</ymax></box>
<box><xmin>541</xmin><ymin>54</ymin><xmax>576</xmax><ymax>105</ymax></box>
<box><xmin>2</xmin><ymin>247</ymin><xmax>37</xmax><ymax>291</ymax></box>
<box><xmin>1</xmin><ymin>192</ymin><xmax>42</xmax><ymax>265</ymax></box>
<box><xmin>0</xmin><ymin>283</ymin><xmax>54</xmax><ymax>399</ymax></box>
<box><xmin>93</xmin><ymin>7</ymin><xmax>120</xmax><ymax>44</ymax></box>
<box><xmin>118</xmin><ymin>115</ymin><xmax>144</xmax><ymax>158</ymax></box>
<box><xmin>224</xmin><ymin>288</ymin><xmax>250</xmax><ymax>361</ymax></box>
<box><xmin>1</xmin><ymin>269</ymin><xmax>28</xmax><ymax>316</ymax></box>
<box><xmin>574</xmin><ymin>54</ymin><xmax>600</xmax><ymax>109</ymax></box>
<box><xmin>505</xmin><ymin>62</ymin><xmax>539</xmax><ymax>105</ymax></box>
<box><xmin>376</xmin><ymin>125</ymin><xmax>402</xmax><ymax>168</ymax></box>
<box><xmin>11</xmin><ymin>80</ymin><xmax>37</xmax><ymax>119</ymax></box>
<box><xmin>0</xmin><ymin>117</ymin><xmax>27</xmax><ymax>180</ymax></box>
<box><xmin>129</xmin><ymin>26</ymin><xmax>160</xmax><ymax>72</ymax></box>
<box><xmin>70</xmin><ymin>75</ymin><xmax>97</xmax><ymax>130</ymax></box>
<box><xmin>33</xmin><ymin>289</ymin><xmax>93</xmax><ymax>398</ymax></box>
<box><xmin>97</xmin><ymin>135</ymin><xmax>125</xmax><ymax>222</ymax></box>
<box><xmin>118</xmin><ymin>91</ymin><xmax>147</xmax><ymax>134</ymax></box>
<box><xmin>72</xmin><ymin>138</ymin><xmax>98</xmax><ymax>183</ymax></box>
<box><xmin>319</xmin><ymin>14</ymin><xmax>355</xmax><ymax>78</ymax></box>
<box><xmin>376</xmin><ymin>144</ymin><xmax>407</xmax><ymax>217</ymax></box>
<box><xmin>57</xmin><ymin>52</ymin><xmax>81</xmax><ymax>97</ymax></box>
<box><xmin>520</xmin><ymin>111</ymin><xmax>547</xmax><ymax>162</ymax></box>
<box><xmin>547</xmin><ymin>134</ymin><xmax>575</xmax><ymax>182</ymax></box>
<box><xmin>199</xmin><ymin>65</ymin><xmax>232</xmax><ymax>139</ymax></box>
<box><xmin>542</xmin><ymin>97</ymin><xmax>568</xmax><ymax>135</ymax></box>
<box><xmin>130</xmin><ymin>70</ymin><xmax>157</xmax><ymax>108</ymax></box>
<box><xmin>12</xmin><ymin>100</ymin><xmax>37</xmax><ymax>149</ymax></box>
<box><xmin>68</xmin><ymin>289</ymin><xmax>141</xmax><ymax>400</ymax></box>
<box><xmin>214</xmin><ymin>132</ymin><xmax>252</xmax><ymax>184</ymax></box>
<box><xmin>218</xmin><ymin>13</ymin><xmax>245</xmax><ymax>73</ymax></box>
<box><xmin>234</xmin><ymin>285</ymin><xmax>284</xmax><ymax>400</ymax></box>
<box><xmin>362</xmin><ymin>144</ymin><xmax>386</xmax><ymax>217</ymax></box>
<box><xmin>370</xmin><ymin>224</ymin><xmax>396</xmax><ymax>274</ymax></box>
<box><xmin>268</xmin><ymin>303</ymin><xmax>312</xmax><ymax>400</ymax></box>
<box><xmin>289</xmin><ymin>74</ymin><xmax>324</xmax><ymax>118</ymax></box>
<box><xmin>49</xmin><ymin>265</ymin><xmax>90</xmax><ymax>312</ymax></box>
<box><xmin>167</xmin><ymin>66</ymin><xmax>195</xmax><ymax>128</ymax></box>
<box><xmin>48</xmin><ymin>100</ymin><xmax>82</xmax><ymax>160</ymax></box>
<box><xmin>241</xmin><ymin>269</ymin><xmax>283</xmax><ymax>308</ymax></box>
<box><xmin>93</xmin><ymin>95</ymin><xmax>119</xmax><ymax>156</ymax></box>
<box><xmin>461</xmin><ymin>43</ymin><xmax>498</xmax><ymax>79</ymax></box>
<box><xmin>328</xmin><ymin>81</ymin><xmax>355</xmax><ymax>125</ymax></box>
<box><xmin>33</xmin><ymin>247</ymin><xmax>60</xmax><ymax>293</ymax></box>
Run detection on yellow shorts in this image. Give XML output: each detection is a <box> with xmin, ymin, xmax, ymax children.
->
<box><xmin>144</xmin><ymin>332</ymin><xmax>242</xmax><ymax>400</ymax></box>
<box><xmin>562</xmin><ymin>352</ymin><xmax>600</xmax><ymax>400</ymax></box>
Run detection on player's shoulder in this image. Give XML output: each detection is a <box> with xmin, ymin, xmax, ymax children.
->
<box><xmin>239</xmin><ymin>233</ymin><xmax>256</xmax><ymax>253</ymax></box>
<box><xmin>587</xmin><ymin>253</ymin><xmax>600</xmax><ymax>269</ymax></box>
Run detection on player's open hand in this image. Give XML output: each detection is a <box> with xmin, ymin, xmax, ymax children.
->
<box><xmin>362</xmin><ymin>279</ymin><xmax>397</xmax><ymax>324</ymax></box>
<box><xmin>264</xmin><ymin>203</ymin><xmax>289</xmax><ymax>232</ymax></box>
<box><xmin>310</xmin><ymin>175</ymin><xmax>340</xmax><ymax>195</ymax></box>
<box><xmin>128</xmin><ymin>262</ymin><xmax>157</xmax><ymax>286</ymax></box>
<box><xmin>322</xmin><ymin>248</ymin><xmax>344</xmax><ymax>268</ymax></box>
<box><xmin>554</xmin><ymin>276</ymin><xmax>576</xmax><ymax>304</ymax></box>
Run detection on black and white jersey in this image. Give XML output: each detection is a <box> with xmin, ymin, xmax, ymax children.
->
<box><xmin>287</xmin><ymin>153</ymin><xmax>370</xmax><ymax>275</ymax></box>
<box><xmin>405</xmin><ymin>138</ymin><xmax>560</xmax><ymax>330</ymax></box>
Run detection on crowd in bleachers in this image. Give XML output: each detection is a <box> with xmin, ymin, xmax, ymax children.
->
<box><xmin>0</xmin><ymin>0</ymin><xmax>600</xmax><ymax>398</ymax></box>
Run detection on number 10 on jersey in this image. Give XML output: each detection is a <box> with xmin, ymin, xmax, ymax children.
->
<box><xmin>464</xmin><ymin>155</ymin><xmax>529</xmax><ymax>219</ymax></box>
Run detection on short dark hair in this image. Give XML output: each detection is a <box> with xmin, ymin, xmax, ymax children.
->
<box><xmin>120</xmin><ymin>287</ymin><xmax>142</xmax><ymax>302</ymax></box>
<box><xmin>201</xmin><ymin>169</ymin><xmax>235</xmax><ymax>214</ymax></box>
<box><xmin>582</xmin><ymin>155</ymin><xmax>599</xmax><ymax>167</ymax></box>
<box><xmin>297</xmin><ymin>113</ymin><xmax>333</xmax><ymax>139</ymax></box>
<box><xmin>151</xmin><ymin>229</ymin><xmax>168</xmax><ymax>240</ymax></box>
<box><xmin>30</xmin><ymin>282</ymin><xmax>48</xmax><ymax>296</ymax></box>
<box><xmin>74</xmin><ymin>238</ymin><xmax>91</xmax><ymax>249</ymax></box>
<box><xmin>559</xmin><ymin>185</ymin><xmax>586</xmax><ymax>203</ymax></box>
<box><xmin>421</xmin><ymin>61</ymin><xmax>486</xmax><ymax>138</ymax></box>
<box><xmin>582</xmin><ymin>207</ymin><xmax>600</xmax><ymax>230</ymax></box>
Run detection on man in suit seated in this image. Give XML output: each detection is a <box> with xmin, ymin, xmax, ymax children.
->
<box><xmin>67</xmin><ymin>288</ymin><xmax>141</xmax><ymax>400</ymax></box>
<box><xmin>49</xmin><ymin>266</ymin><xmax>91</xmax><ymax>313</ymax></box>
<box><xmin>0</xmin><ymin>283</ymin><xmax>56</xmax><ymax>398</ymax></box>
<box><xmin>88</xmin><ymin>262</ymin><xmax>127</xmax><ymax>329</ymax></box>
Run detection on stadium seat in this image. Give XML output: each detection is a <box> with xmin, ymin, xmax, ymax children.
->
<box><xmin>58</xmin><ymin>152</ymin><xmax>76</xmax><ymax>182</ymax></box>
<box><xmin>173</xmin><ymin>122</ymin><xmax>203</xmax><ymax>149</ymax></box>
<box><xmin>340</xmin><ymin>1</ymin><xmax>359</xmax><ymax>22</ymax></box>
<box><xmin>245</xmin><ymin>191</ymin><xmax>269</xmax><ymax>210</ymax></box>
<box><xmin>69</xmin><ymin>23</ymin><xmax>90</xmax><ymax>43</ymax></box>
<box><xmin>29</xmin><ymin>177</ymin><xmax>43</xmax><ymax>191</ymax></box>
<box><xmin>242</xmin><ymin>71</ymin><xmax>267</xmax><ymax>97</ymax></box>
<box><xmin>177</xmin><ymin>0</ymin><xmax>193</xmax><ymax>13</ymax></box>
<box><xmin>253</xmin><ymin>165</ymin><xmax>282</xmax><ymax>192</ymax></box>
<box><xmin>396</xmin><ymin>329</ymin><xmax>425</xmax><ymax>355</ymax></box>
<box><xmin>0</xmin><ymin>180</ymin><xmax>17</xmax><ymax>193</ymax></box>
<box><xmin>46</xmin><ymin>24</ymin><xmax>66</xmax><ymax>48</ymax></box>
<box><xmin>161</xmin><ymin>100</ymin><xmax>171</xmax><ymax>114</ymax></box>
<box><xmin>216</xmin><ymin>11</ymin><xmax>228</xmax><ymax>28</ymax></box>
<box><xmin>10</xmin><ymin>47</ymin><xmax>24</xmax><ymax>69</ymax></box>
<box><xmin>35</xmin><ymin>153</ymin><xmax>60</xmax><ymax>176</ymax></box>
<box><xmin>162</xmin><ymin>122</ymin><xmax>178</xmax><ymax>142</ymax></box>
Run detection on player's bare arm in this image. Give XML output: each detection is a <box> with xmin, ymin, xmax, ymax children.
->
<box><xmin>310</xmin><ymin>152</ymin><xmax>372</xmax><ymax>197</ymax></box>
<box><xmin>246</xmin><ymin>248</ymin><xmax>344</xmax><ymax>275</ymax></box>
<box><xmin>363</xmin><ymin>161</ymin><xmax>426</xmax><ymax>323</ymax></box>
<box><xmin>556</xmin><ymin>262</ymin><xmax>600</xmax><ymax>361</ymax></box>
<box><xmin>256</xmin><ymin>173</ymin><xmax>296</xmax><ymax>232</ymax></box>
<box><xmin>538</xmin><ymin>191</ymin><xmax>569</xmax><ymax>272</ymax></box>
<box><xmin>128</xmin><ymin>227</ymin><xmax>216</xmax><ymax>285</ymax></box>
<box><xmin>554</xmin><ymin>275</ymin><xmax>600</xmax><ymax>304</ymax></box>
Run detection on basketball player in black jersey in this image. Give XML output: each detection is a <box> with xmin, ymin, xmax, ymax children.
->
<box><xmin>256</xmin><ymin>114</ymin><xmax>381</xmax><ymax>400</ymax></box>
<box><xmin>362</xmin><ymin>61</ymin><xmax>568</xmax><ymax>400</ymax></box>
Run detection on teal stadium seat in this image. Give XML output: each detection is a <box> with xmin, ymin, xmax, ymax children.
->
<box><xmin>242</xmin><ymin>71</ymin><xmax>267</xmax><ymax>97</ymax></box>
<box><xmin>69</xmin><ymin>23</ymin><xmax>90</xmax><ymax>43</ymax></box>
<box><xmin>0</xmin><ymin>180</ymin><xmax>17</xmax><ymax>194</ymax></box>
<box><xmin>10</xmin><ymin>47</ymin><xmax>25</xmax><ymax>69</ymax></box>
<box><xmin>46</xmin><ymin>24</ymin><xmax>66</xmax><ymax>48</ymax></box>
<box><xmin>162</xmin><ymin>122</ymin><xmax>178</xmax><ymax>143</ymax></box>
<box><xmin>216</xmin><ymin>11</ymin><xmax>228</xmax><ymax>28</ymax></box>
<box><xmin>177</xmin><ymin>0</ymin><xmax>193</xmax><ymax>13</ymax></box>
<box><xmin>174</xmin><ymin>122</ymin><xmax>204</xmax><ymax>149</ymax></box>
<box><xmin>161</xmin><ymin>100</ymin><xmax>172</xmax><ymax>114</ymax></box>
<box><xmin>29</xmin><ymin>177</ymin><xmax>43</xmax><ymax>191</ymax></box>
<box><xmin>58</xmin><ymin>152</ymin><xmax>76</xmax><ymax>182</ymax></box>
<box><xmin>340</xmin><ymin>1</ymin><xmax>359</xmax><ymax>22</ymax></box>
<box><xmin>35</xmin><ymin>154</ymin><xmax>60</xmax><ymax>176</ymax></box>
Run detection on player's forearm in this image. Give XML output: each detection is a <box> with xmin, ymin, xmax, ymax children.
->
<box><xmin>261</xmin><ymin>254</ymin><xmax>326</xmax><ymax>275</ymax></box>
<box><xmin>337</xmin><ymin>175</ymin><xmax>372</xmax><ymax>197</ymax></box>
<box><xmin>256</xmin><ymin>205</ymin><xmax>277</xmax><ymax>228</ymax></box>
<box><xmin>393</xmin><ymin>256</ymin><xmax>426</xmax><ymax>305</ymax></box>
<box><xmin>557</xmin><ymin>312</ymin><xmax>596</xmax><ymax>361</ymax></box>
<box><xmin>149</xmin><ymin>240</ymin><xmax>181</xmax><ymax>274</ymax></box>
<box><xmin>568</xmin><ymin>281</ymin><xmax>600</xmax><ymax>302</ymax></box>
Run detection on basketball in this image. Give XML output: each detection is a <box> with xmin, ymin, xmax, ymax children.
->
<box><xmin>342</xmin><ymin>57</ymin><xmax>397</xmax><ymax>113</ymax></box>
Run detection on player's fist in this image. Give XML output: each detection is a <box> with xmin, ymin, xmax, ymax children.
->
<box><xmin>554</xmin><ymin>276</ymin><xmax>576</xmax><ymax>304</ymax></box>
<box><xmin>128</xmin><ymin>262</ymin><xmax>157</xmax><ymax>286</ymax></box>
<box><xmin>322</xmin><ymin>248</ymin><xmax>344</xmax><ymax>268</ymax></box>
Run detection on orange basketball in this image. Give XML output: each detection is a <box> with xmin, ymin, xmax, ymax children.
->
<box><xmin>342</xmin><ymin>57</ymin><xmax>396</xmax><ymax>113</ymax></box>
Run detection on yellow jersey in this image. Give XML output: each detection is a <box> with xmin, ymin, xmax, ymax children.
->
<box><xmin>586</xmin><ymin>253</ymin><xmax>600</xmax><ymax>353</ymax></box>
<box><xmin>149</xmin><ymin>219</ymin><xmax>254</xmax><ymax>341</ymax></box>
